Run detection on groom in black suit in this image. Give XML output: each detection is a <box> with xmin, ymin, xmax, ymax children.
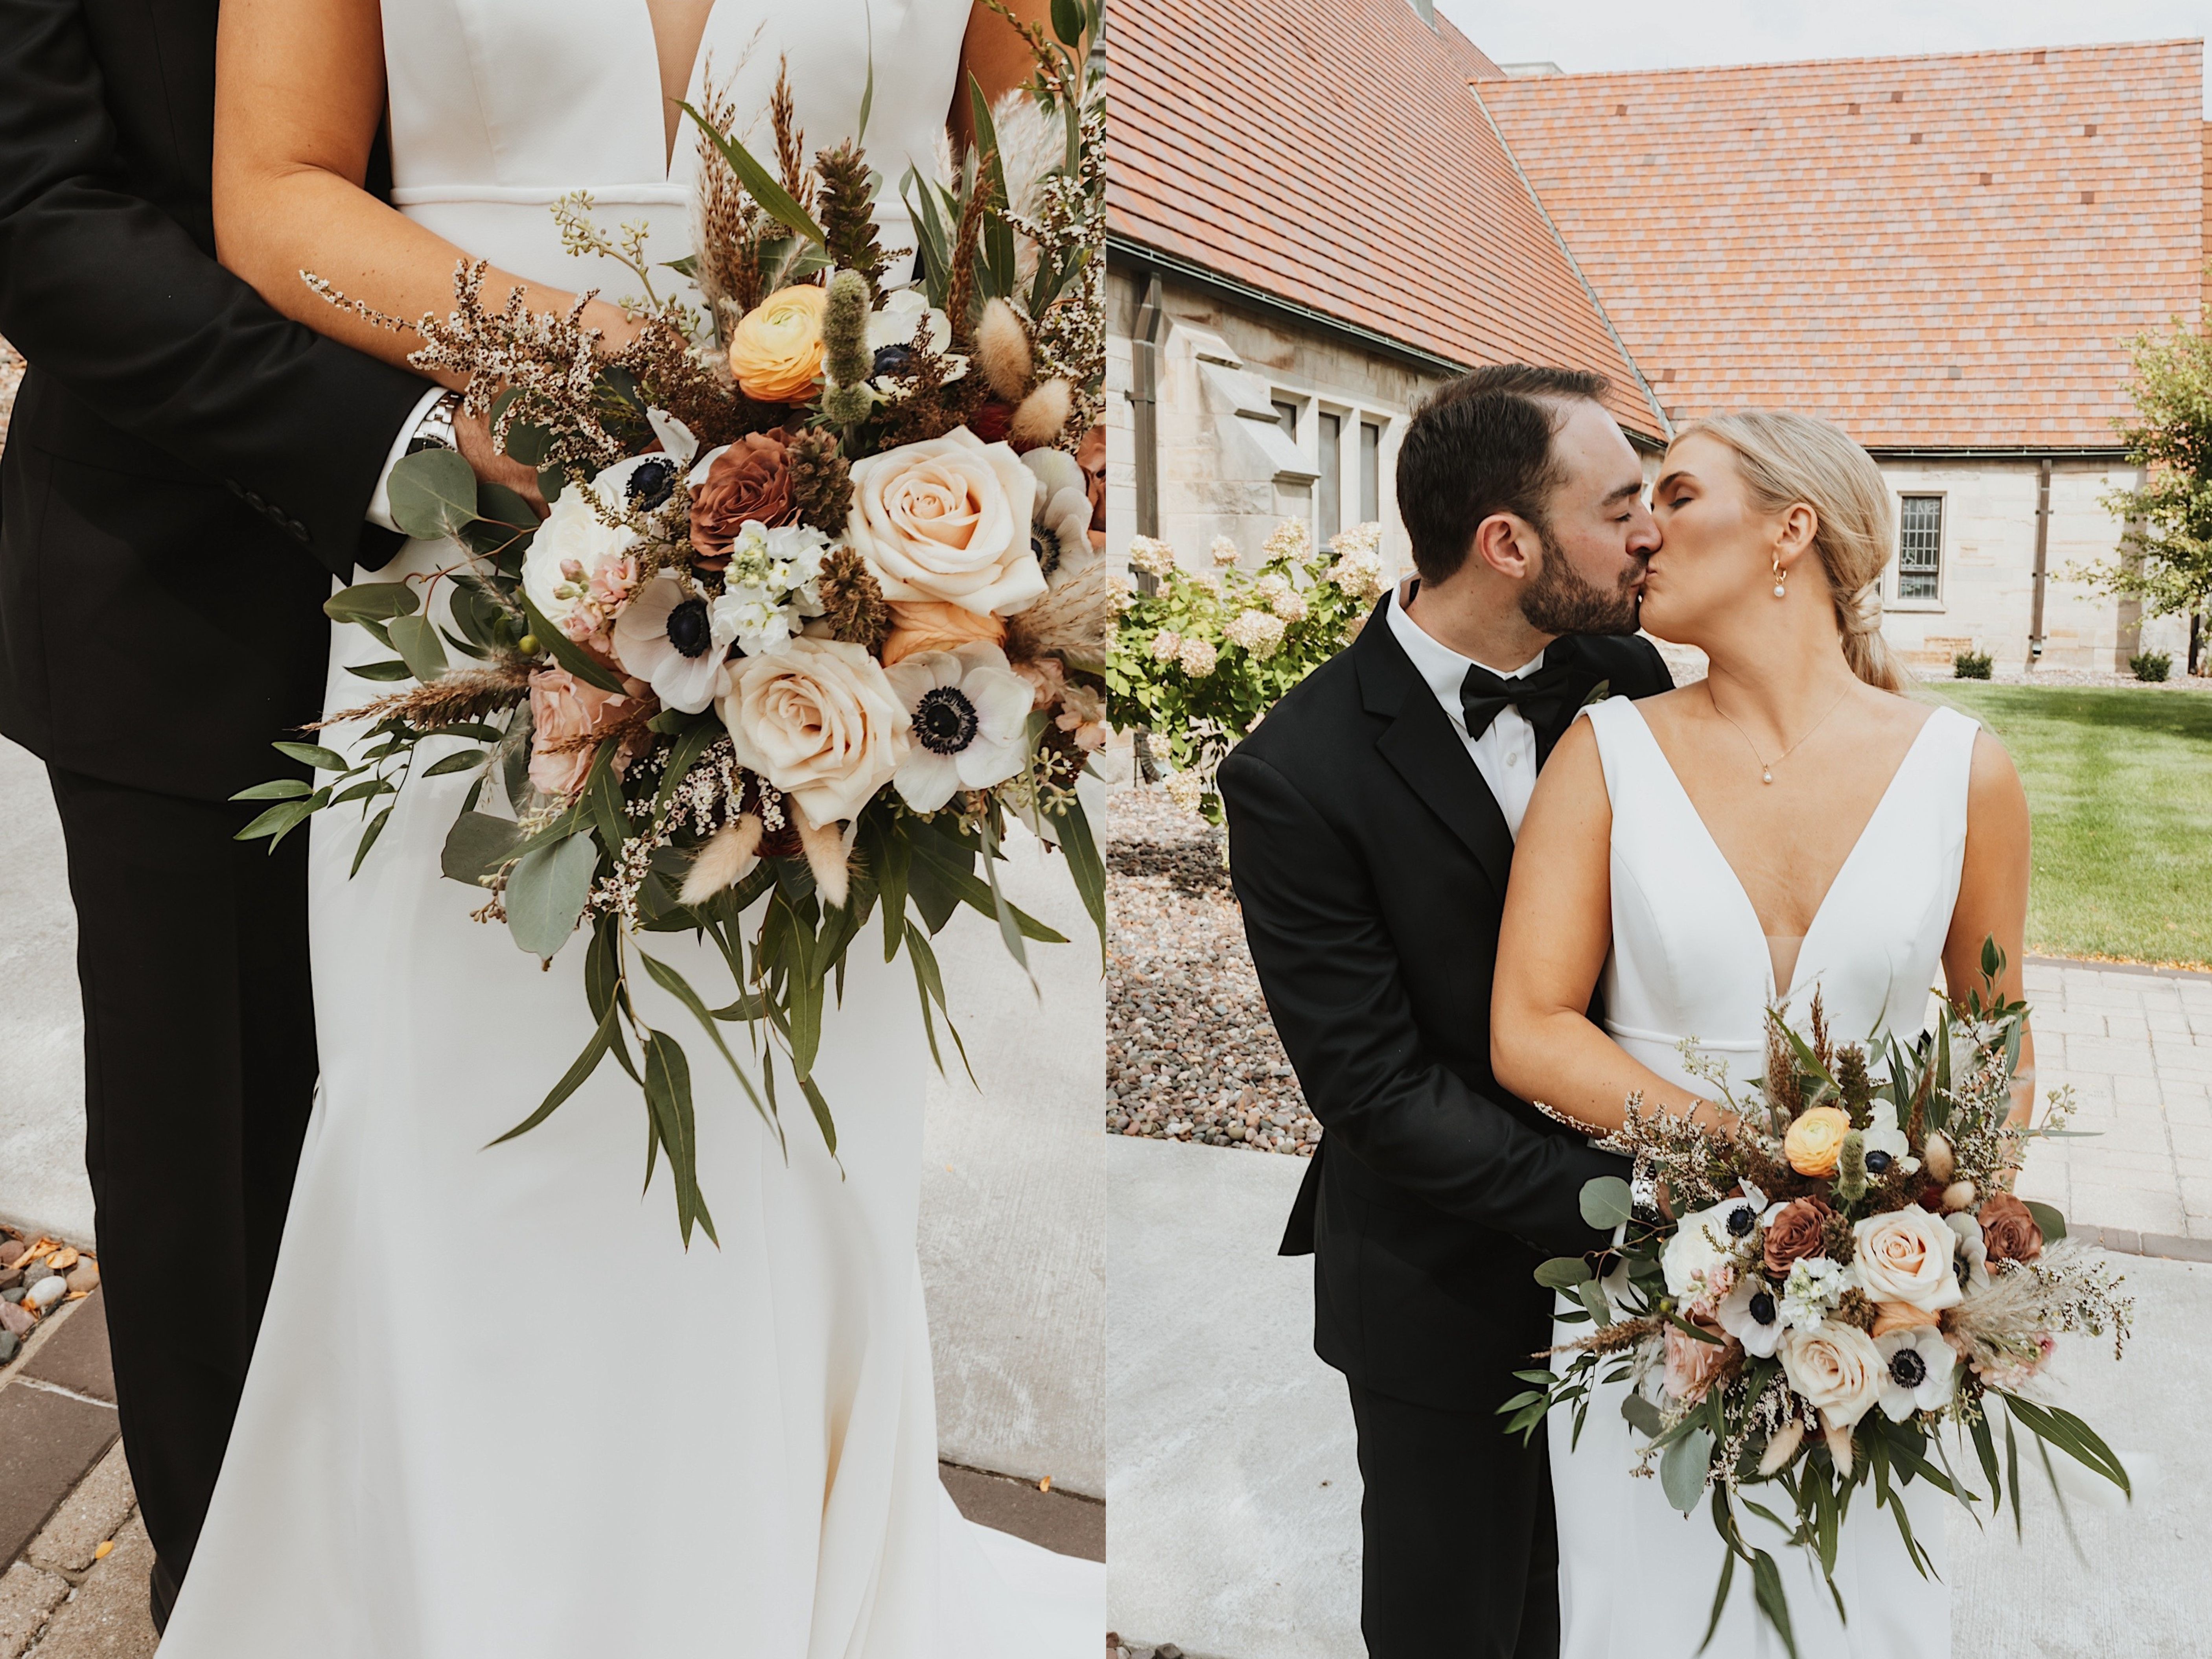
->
<box><xmin>0</xmin><ymin>0</ymin><xmax>490</xmax><ymax>1626</ymax></box>
<box><xmin>1220</xmin><ymin>365</ymin><xmax>1673</xmax><ymax>1658</ymax></box>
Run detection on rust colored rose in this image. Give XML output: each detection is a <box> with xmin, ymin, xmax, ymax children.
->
<box><xmin>691</xmin><ymin>430</ymin><xmax>796</xmax><ymax>568</ymax></box>
<box><xmin>880</xmin><ymin>600</ymin><xmax>1007</xmax><ymax>667</ymax></box>
<box><xmin>1978</xmin><ymin>1193</ymin><xmax>2044</xmax><ymax>1263</ymax></box>
<box><xmin>1763</xmin><ymin>1196</ymin><xmax>1834</xmax><ymax>1276</ymax></box>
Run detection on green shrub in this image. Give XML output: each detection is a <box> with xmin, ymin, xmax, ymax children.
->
<box><xmin>2131</xmin><ymin>651</ymin><xmax>2172</xmax><ymax>682</ymax></box>
<box><xmin>1954</xmin><ymin>650</ymin><xmax>1993</xmax><ymax>680</ymax></box>
<box><xmin>1109</xmin><ymin>520</ymin><xmax>1385</xmax><ymax>821</ymax></box>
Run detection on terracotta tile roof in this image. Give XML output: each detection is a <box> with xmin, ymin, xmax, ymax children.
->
<box><xmin>1480</xmin><ymin>41</ymin><xmax>2207</xmax><ymax>449</ymax></box>
<box><xmin>1105</xmin><ymin>0</ymin><xmax>1665</xmax><ymax>438</ymax></box>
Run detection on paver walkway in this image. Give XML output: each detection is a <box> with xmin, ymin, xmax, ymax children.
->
<box><xmin>2016</xmin><ymin>957</ymin><xmax>2212</xmax><ymax>1252</ymax></box>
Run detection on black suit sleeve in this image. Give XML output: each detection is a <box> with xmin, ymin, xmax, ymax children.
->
<box><xmin>1220</xmin><ymin>746</ymin><xmax>1629</xmax><ymax>1258</ymax></box>
<box><xmin>0</xmin><ymin>0</ymin><xmax>428</xmax><ymax>577</ymax></box>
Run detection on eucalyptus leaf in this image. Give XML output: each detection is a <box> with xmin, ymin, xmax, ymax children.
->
<box><xmin>386</xmin><ymin>447</ymin><xmax>479</xmax><ymax>541</ymax></box>
<box><xmin>346</xmin><ymin>659</ymin><xmax>414</xmax><ymax>682</ymax></box>
<box><xmin>231</xmin><ymin>778</ymin><xmax>312</xmax><ymax>801</ymax></box>
<box><xmin>1622</xmin><ymin>1390</ymin><xmax>1666</xmax><ymax>1438</ymax></box>
<box><xmin>273</xmin><ymin>740</ymin><xmax>350</xmax><ymax>772</ymax></box>
<box><xmin>2023</xmin><ymin>1200</ymin><xmax>2068</xmax><ymax>1244</ymax></box>
<box><xmin>1534</xmin><ymin>1256</ymin><xmax>1596</xmax><ymax>1293</ymax></box>
<box><xmin>349</xmin><ymin>803</ymin><xmax>394</xmax><ymax>876</ymax></box>
<box><xmin>504</xmin><ymin>421</ymin><xmax>553</xmax><ymax>468</ymax></box>
<box><xmin>389</xmin><ymin>613</ymin><xmax>448</xmax><ymax>683</ymax></box>
<box><xmin>504</xmin><ymin>831</ymin><xmax>599</xmax><ymax>958</ymax></box>
<box><xmin>325</xmin><ymin>582</ymin><xmax>420</xmax><ymax>624</ymax></box>
<box><xmin>1051</xmin><ymin>0</ymin><xmax>1084</xmax><ymax>46</ymax></box>
<box><xmin>1662</xmin><ymin>1427</ymin><xmax>1717</xmax><ymax>1515</ymax></box>
<box><xmin>1580</xmin><ymin>1174</ymin><xmax>1635</xmax><ymax>1232</ymax></box>
<box><xmin>475</xmin><ymin>480</ymin><xmax>541</xmax><ymax>531</ymax></box>
<box><xmin>422</xmin><ymin>748</ymin><xmax>486</xmax><ymax>778</ymax></box>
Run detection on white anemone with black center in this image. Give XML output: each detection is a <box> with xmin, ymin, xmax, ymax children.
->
<box><xmin>611</xmin><ymin>570</ymin><xmax>735</xmax><ymax>714</ymax></box>
<box><xmin>880</xmin><ymin>641</ymin><xmax>1035</xmax><ymax>813</ymax></box>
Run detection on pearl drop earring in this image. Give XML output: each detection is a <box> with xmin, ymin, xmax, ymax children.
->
<box><xmin>1771</xmin><ymin>556</ymin><xmax>1787</xmax><ymax>599</ymax></box>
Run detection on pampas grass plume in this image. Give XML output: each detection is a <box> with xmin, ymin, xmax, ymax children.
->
<box><xmin>1009</xmin><ymin>378</ymin><xmax>1072</xmax><ymax>448</ymax></box>
<box><xmin>976</xmin><ymin>299</ymin><xmax>1034</xmax><ymax>401</ymax></box>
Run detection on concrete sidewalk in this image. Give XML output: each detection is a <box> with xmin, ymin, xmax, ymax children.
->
<box><xmin>1109</xmin><ymin>1132</ymin><xmax>2212</xmax><ymax>1659</ymax></box>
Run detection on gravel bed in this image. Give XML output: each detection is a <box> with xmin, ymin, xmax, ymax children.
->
<box><xmin>1106</xmin><ymin>788</ymin><xmax>1319</xmax><ymax>1156</ymax></box>
<box><xmin>1967</xmin><ymin>665</ymin><xmax>2210</xmax><ymax>690</ymax></box>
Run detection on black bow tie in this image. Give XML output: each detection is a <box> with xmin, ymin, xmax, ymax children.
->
<box><xmin>1459</xmin><ymin>658</ymin><xmax>1578</xmax><ymax>759</ymax></box>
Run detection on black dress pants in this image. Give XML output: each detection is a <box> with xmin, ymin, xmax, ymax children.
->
<box><xmin>1348</xmin><ymin>1379</ymin><xmax>1561</xmax><ymax>1659</ymax></box>
<box><xmin>45</xmin><ymin>766</ymin><xmax>318</xmax><ymax>1588</ymax></box>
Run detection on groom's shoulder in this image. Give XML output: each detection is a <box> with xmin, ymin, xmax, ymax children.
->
<box><xmin>1569</xmin><ymin>631</ymin><xmax>1673</xmax><ymax>696</ymax></box>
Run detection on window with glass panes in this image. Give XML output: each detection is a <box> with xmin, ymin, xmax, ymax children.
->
<box><xmin>1359</xmin><ymin>421</ymin><xmax>1381</xmax><ymax>523</ymax></box>
<box><xmin>1318</xmin><ymin>413</ymin><xmax>1343</xmax><ymax>539</ymax></box>
<box><xmin>1897</xmin><ymin>495</ymin><xmax>1942</xmax><ymax>600</ymax></box>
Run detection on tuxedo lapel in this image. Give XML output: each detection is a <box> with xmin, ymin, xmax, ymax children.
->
<box><xmin>1355</xmin><ymin>597</ymin><xmax>1516</xmax><ymax>897</ymax></box>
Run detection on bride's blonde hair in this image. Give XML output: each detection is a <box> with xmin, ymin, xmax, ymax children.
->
<box><xmin>1675</xmin><ymin>411</ymin><xmax>1906</xmax><ymax>692</ymax></box>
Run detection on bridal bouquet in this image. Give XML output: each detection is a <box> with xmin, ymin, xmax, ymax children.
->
<box><xmin>241</xmin><ymin>4</ymin><xmax>1111</xmax><ymax>1243</ymax></box>
<box><xmin>1507</xmin><ymin>947</ymin><xmax>2132</xmax><ymax>1655</ymax></box>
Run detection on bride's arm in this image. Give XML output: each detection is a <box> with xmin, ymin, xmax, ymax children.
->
<box><xmin>1942</xmin><ymin>729</ymin><xmax>2035</xmax><ymax>1127</ymax></box>
<box><xmin>1492</xmin><ymin>720</ymin><xmax>1722</xmax><ymax>1136</ymax></box>
<box><xmin>954</xmin><ymin>0</ymin><xmax>1079</xmax><ymax>146</ymax></box>
<box><xmin>209</xmin><ymin>0</ymin><xmax>641</xmax><ymax>380</ymax></box>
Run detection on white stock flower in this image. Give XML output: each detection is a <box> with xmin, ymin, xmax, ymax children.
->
<box><xmin>611</xmin><ymin>571</ymin><xmax>734</xmax><ymax>713</ymax></box>
<box><xmin>710</xmin><ymin>520</ymin><xmax>831</xmax><ymax>658</ymax></box>
<box><xmin>1874</xmin><ymin>1325</ymin><xmax>1959</xmax><ymax>1422</ymax></box>
<box><xmin>847</xmin><ymin>427</ymin><xmax>1044</xmax><ymax>617</ymax></box>
<box><xmin>1779</xmin><ymin>1256</ymin><xmax>1854</xmax><ymax>1330</ymax></box>
<box><xmin>882</xmin><ymin>643</ymin><xmax>1035</xmax><ymax>812</ymax></box>
<box><xmin>1853</xmin><ymin>1208</ymin><xmax>1965</xmax><ymax>1314</ymax></box>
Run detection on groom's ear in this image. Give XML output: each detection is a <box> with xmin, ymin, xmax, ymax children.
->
<box><xmin>1470</xmin><ymin>511</ymin><xmax>1539</xmax><ymax>582</ymax></box>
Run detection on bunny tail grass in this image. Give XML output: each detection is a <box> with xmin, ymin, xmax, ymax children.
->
<box><xmin>679</xmin><ymin>814</ymin><xmax>764</xmax><ymax>906</ymax></box>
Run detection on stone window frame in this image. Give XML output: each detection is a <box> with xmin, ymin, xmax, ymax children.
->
<box><xmin>1890</xmin><ymin>490</ymin><xmax>1947</xmax><ymax>612</ymax></box>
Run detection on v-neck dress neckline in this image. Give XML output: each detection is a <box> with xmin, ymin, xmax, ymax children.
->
<box><xmin>1617</xmin><ymin>698</ymin><xmax>1945</xmax><ymax>1004</ymax></box>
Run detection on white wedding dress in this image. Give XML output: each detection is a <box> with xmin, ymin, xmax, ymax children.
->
<box><xmin>1551</xmin><ymin>696</ymin><xmax>1976</xmax><ymax>1659</ymax></box>
<box><xmin>158</xmin><ymin>4</ymin><xmax>1102</xmax><ymax>1654</ymax></box>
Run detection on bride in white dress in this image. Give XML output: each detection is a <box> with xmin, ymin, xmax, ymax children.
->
<box><xmin>167</xmin><ymin>2</ymin><xmax>1103</xmax><ymax>1653</ymax></box>
<box><xmin>1494</xmin><ymin>412</ymin><xmax>2035</xmax><ymax>1657</ymax></box>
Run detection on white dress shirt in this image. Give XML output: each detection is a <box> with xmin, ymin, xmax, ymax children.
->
<box><xmin>365</xmin><ymin>385</ymin><xmax>452</xmax><ymax>535</ymax></box>
<box><xmin>1385</xmin><ymin>586</ymin><xmax>1546</xmax><ymax>839</ymax></box>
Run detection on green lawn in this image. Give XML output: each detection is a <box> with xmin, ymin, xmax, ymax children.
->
<box><xmin>1927</xmin><ymin>684</ymin><xmax>2212</xmax><ymax>969</ymax></box>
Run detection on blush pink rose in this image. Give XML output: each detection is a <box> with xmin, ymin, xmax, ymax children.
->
<box><xmin>1663</xmin><ymin>1320</ymin><xmax>1735</xmax><ymax>1403</ymax></box>
<box><xmin>527</xmin><ymin>668</ymin><xmax>647</xmax><ymax>798</ymax></box>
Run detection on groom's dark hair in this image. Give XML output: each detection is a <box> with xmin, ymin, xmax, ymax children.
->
<box><xmin>1398</xmin><ymin>364</ymin><xmax>1612</xmax><ymax>584</ymax></box>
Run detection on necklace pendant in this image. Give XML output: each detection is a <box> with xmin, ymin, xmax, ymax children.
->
<box><xmin>1761</xmin><ymin>768</ymin><xmax>1774</xmax><ymax>784</ymax></box>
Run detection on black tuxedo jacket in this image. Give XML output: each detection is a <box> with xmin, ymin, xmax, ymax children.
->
<box><xmin>1219</xmin><ymin>595</ymin><xmax>1672</xmax><ymax>1410</ymax></box>
<box><xmin>0</xmin><ymin>0</ymin><xmax>432</xmax><ymax>801</ymax></box>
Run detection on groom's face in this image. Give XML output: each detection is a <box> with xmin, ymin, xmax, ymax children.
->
<box><xmin>1517</xmin><ymin>400</ymin><xmax>1657</xmax><ymax>636</ymax></box>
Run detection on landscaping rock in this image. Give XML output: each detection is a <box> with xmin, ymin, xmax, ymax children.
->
<box><xmin>65</xmin><ymin>1261</ymin><xmax>98</xmax><ymax>1294</ymax></box>
<box><xmin>0</xmin><ymin>1241</ymin><xmax>24</xmax><ymax>1270</ymax></box>
<box><xmin>0</xmin><ymin>1302</ymin><xmax>31</xmax><ymax>1339</ymax></box>
<box><xmin>17</xmin><ymin>1511</ymin><xmax>157</xmax><ymax>1658</ymax></box>
<box><xmin>26</xmin><ymin>1276</ymin><xmax>65</xmax><ymax>1311</ymax></box>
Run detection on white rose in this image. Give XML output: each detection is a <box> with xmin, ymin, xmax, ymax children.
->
<box><xmin>521</xmin><ymin>486</ymin><xmax>640</xmax><ymax>639</ymax></box>
<box><xmin>716</xmin><ymin>637</ymin><xmax>910</xmax><ymax>825</ymax></box>
<box><xmin>1779</xmin><ymin>1324</ymin><xmax>1885</xmax><ymax>1431</ymax></box>
<box><xmin>846</xmin><ymin>427</ymin><xmax>1045</xmax><ymax>617</ymax></box>
<box><xmin>1852</xmin><ymin>1208</ymin><xmax>1965</xmax><ymax>1314</ymax></box>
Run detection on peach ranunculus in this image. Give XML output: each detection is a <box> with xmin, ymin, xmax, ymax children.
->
<box><xmin>728</xmin><ymin>285</ymin><xmax>829</xmax><ymax>403</ymax></box>
<box><xmin>881</xmin><ymin>600</ymin><xmax>1009</xmax><ymax>668</ymax></box>
<box><xmin>1778</xmin><ymin>1323</ymin><xmax>1884</xmax><ymax>1433</ymax></box>
<box><xmin>716</xmin><ymin>636</ymin><xmax>910</xmax><ymax>825</ymax></box>
<box><xmin>1783</xmin><ymin>1105</ymin><xmax>1853</xmax><ymax>1178</ymax></box>
<box><xmin>527</xmin><ymin>668</ymin><xmax>648</xmax><ymax>798</ymax></box>
<box><xmin>846</xmin><ymin>427</ymin><xmax>1047</xmax><ymax>617</ymax></box>
<box><xmin>1662</xmin><ymin>1320</ymin><xmax>1736</xmax><ymax>1402</ymax></box>
<box><xmin>1851</xmin><ymin>1208</ymin><xmax>1965</xmax><ymax>1314</ymax></box>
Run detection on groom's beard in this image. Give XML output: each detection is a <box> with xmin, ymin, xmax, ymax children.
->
<box><xmin>1519</xmin><ymin>523</ymin><xmax>1643</xmax><ymax>636</ymax></box>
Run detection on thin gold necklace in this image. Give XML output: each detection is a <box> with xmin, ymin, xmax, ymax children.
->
<box><xmin>1706</xmin><ymin>682</ymin><xmax>1853</xmax><ymax>784</ymax></box>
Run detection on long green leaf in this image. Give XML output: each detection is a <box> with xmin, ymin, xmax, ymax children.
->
<box><xmin>678</xmin><ymin>102</ymin><xmax>827</xmax><ymax>245</ymax></box>
<box><xmin>2002</xmin><ymin>1394</ymin><xmax>2131</xmax><ymax>1497</ymax></box>
<box><xmin>505</xmin><ymin>830</ymin><xmax>599</xmax><ymax>958</ymax></box>
<box><xmin>348</xmin><ymin>803</ymin><xmax>394</xmax><ymax>876</ymax></box>
<box><xmin>273</xmin><ymin>740</ymin><xmax>350</xmax><ymax>771</ymax></box>
<box><xmin>489</xmin><ymin>995</ymin><xmax>619</xmax><ymax>1145</ymax></box>
<box><xmin>978</xmin><ymin>819</ymin><xmax>1032</xmax><ymax>985</ymax></box>
<box><xmin>326</xmin><ymin>582</ymin><xmax>421</xmax><ymax>624</ymax></box>
<box><xmin>1055</xmin><ymin>794</ymin><xmax>1108</xmax><ymax>967</ymax></box>
<box><xmin>910</xmin><ymin>829</ymin><xmax>1067</xmax><ymax>942</ymax></box>
<box><xmin>636</xmin><ymin>949</ymin><xmax>779</xmax><ymax>1146</ymax></box>
<box><xmin>643</xmin><ymin>1031</ymin><xmax>705</xmax><ymax>1247</ymax></box>
<box><xmin>1749</xmin><ymin>1550</ymin><xmax>1801</xmax><ymax>1659</ymax></box>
